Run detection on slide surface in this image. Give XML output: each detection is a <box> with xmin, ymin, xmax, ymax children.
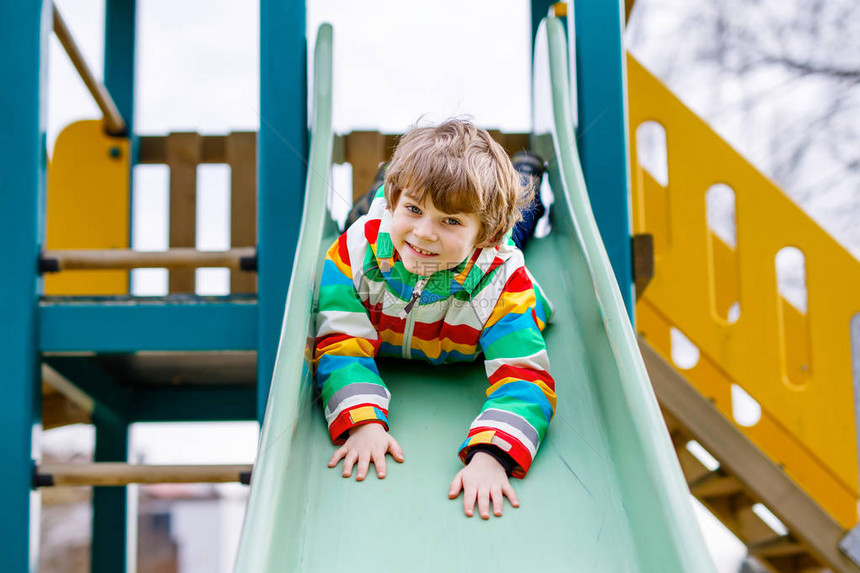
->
<box><xmin>235</xmin><ymin>19</ymin><xmax>716</xmax><ymax>573</ymax></box>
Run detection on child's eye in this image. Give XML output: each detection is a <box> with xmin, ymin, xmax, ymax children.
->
<box><xmin>444</xmin><ymin>217</ymin><xmax>461</xmax><ymax>226</ymax></box>
<box><xmin>406</xmin><ymin>205</ymin><xmax>421</xmax><ymax>215</ymax></box>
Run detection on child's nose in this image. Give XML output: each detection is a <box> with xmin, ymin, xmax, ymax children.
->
<box><xmin>414</xmin><ymin>218</ymin><xmax>437</xmax><ymax>240</ymax></box>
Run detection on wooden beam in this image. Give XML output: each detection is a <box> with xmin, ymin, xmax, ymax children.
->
<box><xmin>486</xmin><ymin>130</ymin><xmax>530</xmax><ymax>157</ymax></box>
<box><xmin>340</xmin><ymin>130</ymin><xmax>532</xmax><ymax>205</ymax></box>
<box><xmin>35</xmin><ymin>463</ymin><xmax>253</xmax><ymax>487</ymax></box>
<box><xmin>640</xmin><ymin>338</ymin><xmax>860</xmax><ymax>573</ymax></box>
<box><xmin>674</xmin><ymin>443</ymin><xmax>713</xmax><ymax>484</ymax></box>
<box><xmin>227</xmin><ymin>132</ymin><xmax>258</xmax><ymax>293</ymax></box>
<box><xmin>736</xmin><ymin>500</ymin><xmax>785</xmax><ymax>546</ymax></box>
<box><xmin>689</xmin><ymin>472</ymin><xmax>744</xmax><ymax>498</ymax></box>
<box><xmin>41</xmin><ymin>363</ymin><xmax>94</xmax><ymax>429</ymax></box>
<box><xmin>167</xmin><ymin>132</ymin><xmax>202</xmax><ymax>293</ymax></box>
<box><xmin>139</xmin><ymin>135</ymin><xmax>233</xmax><ymax>164</ymax></box>
<box><xmin>53</xmin><ymin>5</ymin><xmax>126</xmax><ymax>134</ymax></box>
<box><xmin>42</xmin><ymin>363</ymin><xmax>95</xmax><ymax>413</ymax></box>
<box><xmin>701</xmin><ymin>491</ymin><xmax>749</xmax><ymax>542</ymax></box>
<box><xmin>42</xmin><ymin>392</ymin><xmax>91</xmax><ymax>429</ymax></box>
<box><xmin>344</xmin><ymin>131</ymin><xmax>389</xmax><ymax>202</ymax></box>
<box><xmin>750</xmin><ymin>537</ymin><xmax>807</xmax><ymax>559</ymax></box>
<box><xmin>42</xmin><ymin>248</ymin><xmax>255</xmax><ymax>272</ymax></box>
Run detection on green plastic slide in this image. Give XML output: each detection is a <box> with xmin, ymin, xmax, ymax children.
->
<box><xmin>234</xmin><ymin>19</ymin><xmax>716</xmax><ymax>573</ymax></box>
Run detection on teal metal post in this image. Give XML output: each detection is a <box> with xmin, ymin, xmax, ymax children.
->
<box><xmin>572</xmin><ymin>0</ymin><xmax>634</xmax><ymax>320</ymax></box>
<box><xmin>257</xmin><ymin>0</ymin><xmax>307</xmax><ymax>420</ymax></box>
<box><xmin>92</xmin><ymin>416</ymin><xmax>129</xmax><ymax>573</ymax></box>
<box><xmin>92</xmin><ymin>4</ymin><xmax>136</xmax><ymax>569</ymax></box>
<box><xmin>0</xmin><ymin>1</ymin><xmax>49</xmax><ymax>569</ymax></box>
<box><xmin>104</xmin><ymin>0</ymin><xmax>136</xmax><ymax>296</ymax></box>
<box><xmin>104</xmin><ymin>0</ymin><xmax>136</xmax><ymax>134</ymax></box>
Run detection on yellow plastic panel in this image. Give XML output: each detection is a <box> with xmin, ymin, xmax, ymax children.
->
<box><xmin>628</xmin><ymin>55</ymin><xmax>860</xmax><ymax>528</ymax></box>
<box><xmin>708</xmin><ymin>232</ymin><xmax>738</xmax><ymax>322</ymax></box>
<box><xmin>46</xmin><ymin>120</ymin><xmax>130</xmax><ymax>295</ymax></box>
<box><xmin>638</xmin><ymin>301</ymin><xmax>857</xmax><ymax>527</ymax></box>
<box><xmin>779</xmin><ymin>297</ymin><xmax>812</xmax><ymax>388</ymax></box>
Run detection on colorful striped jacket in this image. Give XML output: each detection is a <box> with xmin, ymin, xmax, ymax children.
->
<box><xmin>313</xmin><ymin>190</ymin><xmax>556</xmax><ymax>478</ymax></box>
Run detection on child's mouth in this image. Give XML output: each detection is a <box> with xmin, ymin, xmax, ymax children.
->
<box><xmin>406</xmin><ymin>242</ymin><xmax>438</xmax><ymax>257</ymax></box>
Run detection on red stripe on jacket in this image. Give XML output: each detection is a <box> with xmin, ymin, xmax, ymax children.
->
<box><xmin>363</xmin><ymin>301</ymin><xmax>483</xmax><ymax>346</ymax></box>
<box><xmin>337</xmin><ymin>233</ymin><xmax>351</xmax><ymax>266</ymax></box>
<box><xmin>412</xmin><ymin>320</ymin><xmax>481</xmax><ymax>346</ymax></box>
<box><xmin>364</xmin><ymin>219</ymin><xmax>381</xmax><ymax>245</ymax></box>
<box><xmin>503</xmin><ymin>266</ymin><xmax>533</xmax><ymax>293</ymax></box>
<box><xmin>488</xmin><ymin>364</ymin><xmax>556</xmax><ymax>388</ymax></box>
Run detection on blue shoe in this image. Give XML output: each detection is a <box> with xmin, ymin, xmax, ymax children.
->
<box><xmin>511</xmin><ymin>151</ymin><xmax>546</xmax><ymax>250</ymax></box>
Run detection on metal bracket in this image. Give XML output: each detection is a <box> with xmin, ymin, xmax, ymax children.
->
<box><xmin>38</xmin><ymin>251</ymin><xmax>59</xmax><ymax>274</ymax></box>
<box><xmin>240</xmin><ymin>248</ymin><xmax>258</xmax><ymax>272</ymax></box>
<box><xmin>32</xmin><ymin>461</ymin><xmax>54</xmax><ymax>489</ymax></box>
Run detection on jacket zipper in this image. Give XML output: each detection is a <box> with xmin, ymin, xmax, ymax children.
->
<box><xmin>400</xmin><ymin>277</ymin><xmax>429</xmax><ymax>359</ymax></box>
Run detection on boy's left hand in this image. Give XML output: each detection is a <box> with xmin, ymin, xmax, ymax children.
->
<box><xmin>448</xmin><ymin>452</ymin><xmax>520</xmax><ymax>519</ymax></box>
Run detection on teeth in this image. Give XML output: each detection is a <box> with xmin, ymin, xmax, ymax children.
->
<box><xmin>410</xmin><ymin>243</ymin><xmax>435</xmax><ymax>255</ymax></box>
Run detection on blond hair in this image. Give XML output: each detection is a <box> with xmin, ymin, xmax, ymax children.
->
<box><xmin>384</xmin><ymin>119</ymin><xmax>534</xmax><ymax>246</ymax></box>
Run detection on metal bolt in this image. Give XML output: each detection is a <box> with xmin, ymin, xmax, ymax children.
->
<box><xmin>109</xmin><ymin>146</ymin><xmax>122</xmax><ymax>159</ymax></box>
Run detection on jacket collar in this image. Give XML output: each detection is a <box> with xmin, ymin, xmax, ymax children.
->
<box><xmin>371</xmin><ymin>202</ymin><xmax>507</xmax><ymax>296</ymax></box>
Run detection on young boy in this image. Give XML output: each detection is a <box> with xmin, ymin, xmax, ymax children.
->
<box><xmin>314</xmin><ymin>119</ymin><xmax>555</xmax><ymax>520</ymax></box>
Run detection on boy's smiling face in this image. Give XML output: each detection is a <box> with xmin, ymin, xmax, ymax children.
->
<box><xmin>390</xmin><ymin>190</ymin><xmax>485</xmax><ymax>276</ymax></box>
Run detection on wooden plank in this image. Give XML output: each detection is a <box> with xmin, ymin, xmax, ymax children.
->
<box><xmin>768</xmin><ymin>554</ymin><xmax>828</xmax><ymax>573</ymax></box>
<box><xmin>339</xmin><ymin>131</ymin><xmax>532</xmax><ymax>205</ymax></box>
<box><xmin>486</xmin><ymin>130</ymin><xmax>530</xmax><ymax>157</ymax></box>
<box><xmin>42</xmin><ymin>393</ymin><xmax>90</xmax><ymax>429</ymax></box>
<box><xmin>745</xmin><ymin>557</ymin><xmax>782</xmax><ymax>573</ymax></box>
<box><xmin>45</xmin><ymin>247</ymin><xmax>255</xmax><ymax>271</ymax></box>
<box><xmin>344</xmin><ymin>131</ymin><xmax>387</xmax><ymax>202</ymax></box>
<box><xmin>145</xmin><ymin>132</ymin><xmax>531</xmax><ymax>167</ymax></box>
<box><xmin>383</xmin><ymin>134</ymin><xmax>399</xmax><ymax>158</ymax></box>
<box><xmin>689</xmin><ymin>472</ymin><xmax>744</xmax><ymax>498</ymax></box>
<box><xmin>702</xmin><ymin>492</ymin><xmax>749</xmax><ymax>540</ymax></box>
<box><xmin>137</xmin><ymin>135</ymin><xmax>166</xmax><ymax>163</ymax></box>
<box><xmin>167</xmin><ymin>132</ymin><xmax>202</xmax><ymax>293</ymax></box>
<box><xmin>737</xmin><ymin>500</ymin><xmax>785</xmax><ymax>546</ymax></box>
<box><xmin>675</xmin><ymin>444</ymin><xmax>712</xmax><ymax>485</ymax></box>
<box><xmin>660</xmin><ymin>409</ymin><xmax>684</xmax><ymax>435</ymax></box>
<box><xmin>202</xmin><ymin>136</ymin><xmax>227</xmax><ymax>164</ymax></box>
<box><xmin>36</xmin><ymin>463</ymin><xmax>252</xmax><ymax>486</ymax></box>
<box><xmin>640</xmin><ymin>338</ymin><xmax>860</xmax><ymax>573</ymax></box>
<box><xmin>139</xmin><ymin>135</ymin><xmax>229</xmax><ymax>164</ymax></box>
<box><xmin>227</xmin><ymin>132</ymin><xmax>257</xmax><ymax>293</ymax></box>
<box><xmin>53</xmin><ymin>6</ymin><xmax>126</xmax><ymax>135</ymax></box>
<box><xmin>751</xmin><ymin>537</ymin><xmax>807</xmax><ymax>559</ymax></box>
<box><xmin>42</xmin><ymin>363</ymin><xmax>93</xmax><ymax>429</ymax></box>
<box><xmin>340</xmin><ymin>130</ymin><xmax>533</xmax><ymax>208</ymax></box>
<box><xmin>42</xmin><ymin>362</ymin><xmax>95</xmax><ymax>421</ymax></box>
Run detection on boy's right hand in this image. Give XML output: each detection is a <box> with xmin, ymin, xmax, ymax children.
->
<box><xmin>328</xmin><ymin>423</ymin><xmax>404</xmax><ymax>481</ymax></box>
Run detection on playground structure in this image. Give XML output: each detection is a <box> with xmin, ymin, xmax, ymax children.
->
<box><xmin>1</xmin><ymin>1</ymin><xmax>858</xmax><ymax>572</ymax></box>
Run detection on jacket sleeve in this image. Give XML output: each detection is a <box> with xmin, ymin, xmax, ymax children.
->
<box><xmin>459</xmin><ymin>266</ymin><xmax>556</xmax><ymax>478</ymax></box>
<box><xmin>314</xmin><ymin>233</ymin><xmax>389</xmax><ymax>444</ymax></box>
